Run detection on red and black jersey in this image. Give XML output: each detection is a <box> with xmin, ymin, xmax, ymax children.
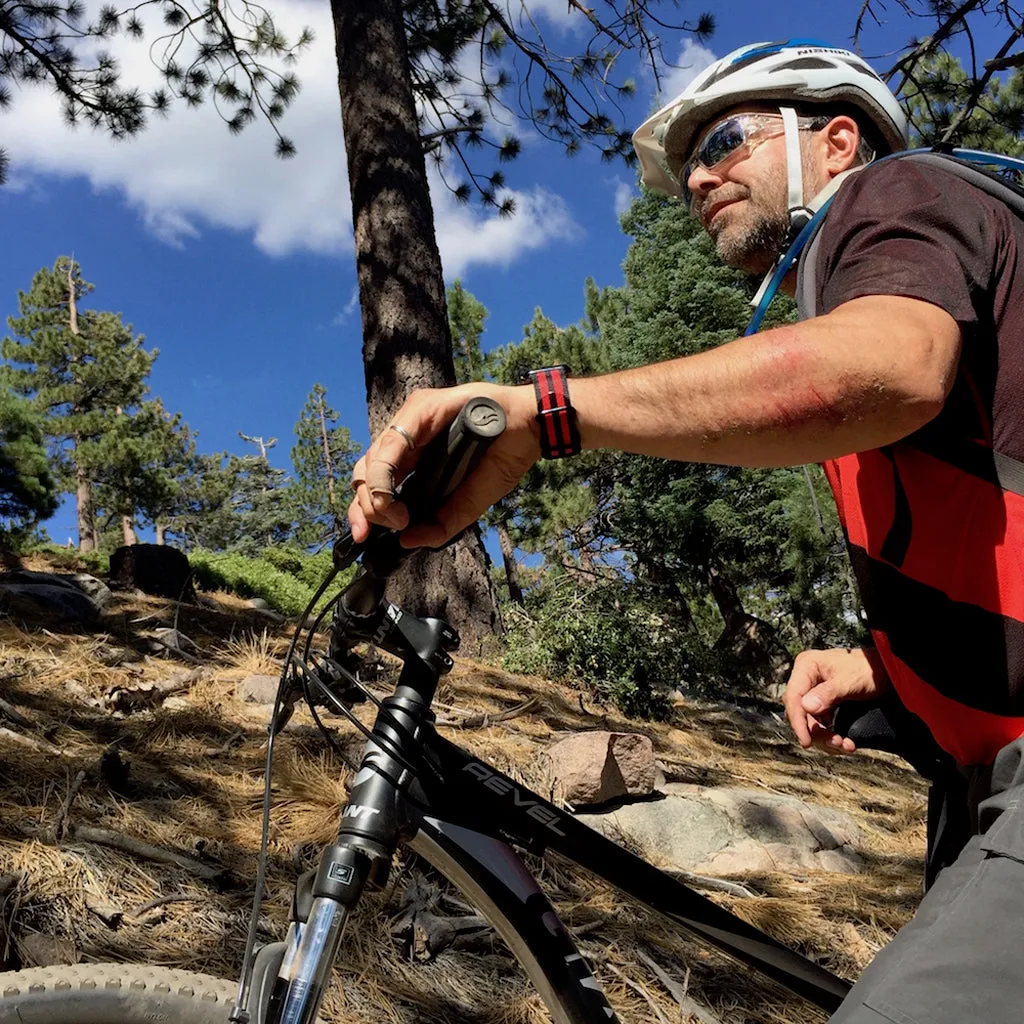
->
<box><xmin>806</xmin><ymin>158</ymin><xmax>1024</xmax><ymax>767</ymax></box>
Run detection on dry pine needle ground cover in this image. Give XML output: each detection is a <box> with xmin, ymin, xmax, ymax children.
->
<box><xmin>0</xmin><ymin>568</ymin><xmax>928</xmax><ymax>1024</ymax></box>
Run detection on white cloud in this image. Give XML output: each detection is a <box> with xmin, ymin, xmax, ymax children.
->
<box><xmin>3</xmin><ymin>0</ymin><xmax>579</xmax><ymax>276</ymax></box>
<box><xmin>613</xmin><ymin>180</ymin><xmax>634</xmax><ymax>217</ymax></box>
<box><xmin>437</xmin><ymin>187</ymin><xmax>577</xmax><ymax>279</ymax></box>
<box><xmin>658</xmin><ymin>40</ymin><xmax>718</xmax><ymax>101</ymax></box>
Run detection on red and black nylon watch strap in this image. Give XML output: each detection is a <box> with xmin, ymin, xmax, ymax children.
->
<box><xmin>526</xmin><ymin>365</ymin><xmax>581</xmax><ymax>459</ymax></box>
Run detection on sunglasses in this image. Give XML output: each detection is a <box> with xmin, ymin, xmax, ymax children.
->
<box><xmin>675</xmin><ymin>112</ymin><xmax>820</xmax><ymax>207</ymax></box>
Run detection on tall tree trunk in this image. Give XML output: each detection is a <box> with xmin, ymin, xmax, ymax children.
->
<box><xmin>332</xmin><ymin>0</ymin><xmax>500</xmax><ymax>646</ymax></box>
<box><xmin>154</xmin><ymin>522</ymin><xmax>167</xmax><ymax>546</ymax></box>
<box><xmin>68</xmin><ymin>265</ymin><xmax>97</xmax><ymax>553</ymax></box>
<box><xmin>317</xmin><ymin>391</ymin><xmax>338</xmax><ymax>515</ymax></box>
<box><xmin>642</xmin><ymin>558</ymin><xmax>696</xmax><ymax>634</ymax></box>
<box><xmin>496</xmin><ymin>520</ymin><xmax>524</xmax><ymax>607</ymax></box>
<box><xmin>76</xmin><ymin>464</ymin><xmax>97</xmax><ymax>552</ymax></box>
<box><xmin>121</xmin><ymin>516</ymin><xmax>137</xmax><ymax>546</ymax></box>
<box><xmin>707</xmin><ymin>565</ymin><xmax>791</xmax><ymax>691</ymax></box>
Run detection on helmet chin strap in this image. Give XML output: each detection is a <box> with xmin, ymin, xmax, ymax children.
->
<box><xmin>780</xmin><ymin>105</ymin><xmax>814</xmax><ymax>237</ymax></box>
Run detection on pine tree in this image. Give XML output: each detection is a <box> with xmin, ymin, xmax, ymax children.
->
<box><xmin>233</xmin><ymin>434</ymin><xmax>296</xmax><ymax>555</ymax></box>
<box><xmin>595</xmin><ymin>187</ymin><xmax>861</xmax><ymax>690</ymax></box>
<box><xmin>0</xmin><ymin>389</ymin><xmax>58</xmax><ymax>538</ymax></box>
<box><xmin>93</xmin><ymin>400</ymin><xmax>196</xmax><ymax>547</ymax></box>
<box><xmin>447</xmin><ymin>280</ymin><xmax>488</xmax><ymax>385</ymax></box>
<box><xmin>0</xmin><ymin>0</ymin><xmax>312</xmax><ymax>177</ymax></box>
<box><xmin>290</xmin><ymin>384</ymin><xmax>361</xmax><ymax>549</ymax></box>
<box><xmin>2</xmin><ymin>257</ymin><xmax>157</xmax><ymax>551</ymax></box>
<box><xmin>163</xmin><ymin>451</ymin><xmax>240</xmax><ymax>551</ymax></box>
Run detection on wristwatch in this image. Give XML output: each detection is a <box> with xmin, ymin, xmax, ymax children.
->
<box><xmin>524</xmin><ymin>365</ymin><xmax>581</xmax><ymax>459</ymax></box>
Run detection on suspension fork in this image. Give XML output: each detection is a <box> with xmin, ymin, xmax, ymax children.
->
<box><xmin>258</xmin><ymin>658</ymin><xmax>442</xmax><ymax>1024</ymax></box>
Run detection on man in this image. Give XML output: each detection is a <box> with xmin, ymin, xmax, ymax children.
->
<box><xmin>350</xmin><ymin>40</ymin><xmax>1024</xmax><ymax>1023</ymax></box>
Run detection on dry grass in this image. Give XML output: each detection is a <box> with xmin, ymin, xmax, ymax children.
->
<box><xmin>0</xmin><ymin>568</ymin><xmax>929</xmax><ymax>1024</ymax></box>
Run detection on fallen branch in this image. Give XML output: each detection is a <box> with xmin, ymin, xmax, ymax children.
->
<box><xmin>104</xmin><ymin>668</ymin><xmax>206</xmax><ymax>713</ymax></box>
<box><xmin>435</xmin><ymin>696</ymin><xmax>539</xmax><ymax>729</ymax></box>
<box><xmin>663</xmin><ymin>868</ymin><xmax>756</xmax><ymax>899</ymax></box>
<box><xmin>0</xmin><ymin>727</ymin><xmax>64</xmax><ymax>756</ymax></box>
<box><xmin>68</xmin><ymin>825</ymin><xmax>232</xmax><ymax>887</ymax></box>
<box><xmin>52</xmin><ymin>769</ymin><xmax>86</xmax><ymax>842</ymax></box>
<box><xmin>635</xmin><ymin>950</ymin><xmax>725</xmax><ymax>1024</ymax></box>
<box><xmin>0</xmin><ymin>696</ymin><xmax>36</xmax><ymax>730</ymax></box>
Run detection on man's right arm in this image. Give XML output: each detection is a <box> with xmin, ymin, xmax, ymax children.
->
<box><xmin>349</xmin><ymin>292</ymin><xmax>961</xmax><ymax>548</ymax></box>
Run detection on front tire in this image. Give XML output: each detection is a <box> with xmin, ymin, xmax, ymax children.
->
<box><xmin>0</xmin><ymin>963</ymin><xmax>237</xmax><ymax>1023</ymax></box>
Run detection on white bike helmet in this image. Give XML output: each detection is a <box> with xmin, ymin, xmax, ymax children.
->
<box><xmin>633</xmin><ymin>39</ymin><xmax>909</xmax><ymax>200</ymax></box>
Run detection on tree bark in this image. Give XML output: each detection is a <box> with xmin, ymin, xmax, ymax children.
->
<box><xmin>67</xmin><ymin>264</ymin><xmax>97</xmax><ymax>553</ymax></box>
<box><xmin>317</xmin><ymin>391</ymin><xmax>338</xmax><ymax>515</ymax></box>
<box><xmin>154</xmin><ymin>522</ymin><xmax>167</xmax><ymax>546</ymax></box>
<box><xmin>707</xmin><ymin>565</ymin><xmax>792</xmax><ymax>690</ymax></box>
<box><xmin>76</xmin><ymin>464</ymin><xmax>97</xmax><ymax>553</ymax></box>
<box><xmin>331</xmin><ymin>0</ymin><xmax>500</xmax><ymax>645</ymax></box>
<box><xmin>121</xmin><ymin>516</ymin><xmax>137</xmax><ymax>546</ymax></box>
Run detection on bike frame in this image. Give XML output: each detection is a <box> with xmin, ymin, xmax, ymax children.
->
<box><xmin>246</xmin><ymin>621</ymin><xmax>851</xmax><ymax>1024</ymax></box>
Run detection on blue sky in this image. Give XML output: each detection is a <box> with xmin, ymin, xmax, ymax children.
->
<box><xmin>0</xmin><ymin>1</ymin><xmax>984</xmax><ymax>543</ymax></box>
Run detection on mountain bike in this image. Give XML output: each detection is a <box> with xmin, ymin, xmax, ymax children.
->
<box><xmin>0</xmin><ymin>398</ymin><xmax>852</xmax><ymax>1024</ymax></box>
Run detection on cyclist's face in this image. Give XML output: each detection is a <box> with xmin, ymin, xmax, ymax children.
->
<box><xmin>683</xmin><ymin>106</ymin><xmax>795</xmax><ymax>276</ymax></box>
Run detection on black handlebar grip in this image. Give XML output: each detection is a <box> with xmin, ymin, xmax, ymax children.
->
<box><xmin>397</xmin><ymin>396</ymin><xmax>506</xmax><ymax>525</ymax></box>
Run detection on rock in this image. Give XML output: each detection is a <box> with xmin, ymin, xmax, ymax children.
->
<box><xmin>237</xmin><ymin>674</ymin><xmax>281</xmax><ymax>704</ymax></box>
<box><xmin>547</xmin><ymin>731</ymin><xmax>656</xmax><ymax>806</ymax></box>
<box><xmin>0</xmin><ymin>582</ymin><xmax>101</xmax><ymax>625</ymax></box>
<box><xmin>15</xmin><ymin>931</ymin><xmax>78</xmax><ymax>966</ymax></box>
<box><xmin>247</xmin><ymin>598</ymin><xmax>286</xmax><ymax>623</ymax></box>
<box><xmin>148</xmin><ymin>627</ymin><xmax>198</xmax><ymax>657</ymax></box>
<box><xmin>65</xmin><ymin>573</ymin><xmax>113</xmax><ymax>610</ymax></box>
<box><xmin>161</xmin><ymin>696</ymin><xmax>191</xmax><ymax>712</ymax></box>
<box><xmin>0</xmin><ymin>570</ymin><xmax>112</xmax><ymax>610</ymax></box>
<box><xmin>576</xmin><ymin>784</ymin><xmax>865</xmax><ymax>876</ymax></box>
<box><xmin>110</xmin><ymin>544</ymin><xmax>196</xmax><ymax>601</ymax></box>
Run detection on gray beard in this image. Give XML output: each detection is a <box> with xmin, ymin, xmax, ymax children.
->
<box><xmin>712</xmin><ymin>208</ymin><xmax>790</xmax><ymax>276</ymax></box>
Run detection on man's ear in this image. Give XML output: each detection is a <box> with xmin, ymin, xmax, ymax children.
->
<box><xmin>821</xmin><ymin>115</ymin><xmax>862</xmax><ymax>176</ymax></box>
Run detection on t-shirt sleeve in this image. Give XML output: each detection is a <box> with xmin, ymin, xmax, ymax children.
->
<box><xmin>814</xmin><ymin>159</ymin><xmax>1001</xmax><ymax>326</ymax></box>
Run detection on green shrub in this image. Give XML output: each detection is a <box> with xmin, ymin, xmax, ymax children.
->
<box><xmin>189</xmin><ymin>546</ymin><xmax>352</xmax><ymax>617</ymax></box>
<box><xmin>502</xmin><ymin>576</ymin><xmax>716</xmax><ymax>720</ymax></box>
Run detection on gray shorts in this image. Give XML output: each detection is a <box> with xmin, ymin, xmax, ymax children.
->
<box><xmin>830</xmin><ymin>736</ymin><xmax>1024</xmax><ymax>1023</ymax></box>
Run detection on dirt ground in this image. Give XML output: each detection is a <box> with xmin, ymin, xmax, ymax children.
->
<box><xmin>0</xmin><ymin>562</ymin><xmax>929</xmax><ymax>1024</ymax></box>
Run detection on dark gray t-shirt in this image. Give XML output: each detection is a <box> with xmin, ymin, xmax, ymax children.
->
<box><xmin>811</xmin><ymin>157</ymin><xmax>1024</xmax><ymax>461</ymax></box>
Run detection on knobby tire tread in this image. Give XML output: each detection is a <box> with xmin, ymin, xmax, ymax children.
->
<box><xmin>0</xmin><ymin>963</ymin><xmax>237</xmax><ymax>1023</ymax></box>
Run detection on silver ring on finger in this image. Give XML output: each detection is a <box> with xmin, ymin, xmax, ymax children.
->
<box><xmin>388</xmin><ymin>423</ymin><xmax>416</xmax><ymax>451</ymax></box>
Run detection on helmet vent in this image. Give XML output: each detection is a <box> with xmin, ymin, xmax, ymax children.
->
<box><xmin>841</xmin><ymin>59</ymin><xmax>885</xmax><ymax>80</ymax></box>
<box><xmin>776</xmin><ymin>57</ymin><xmax>837</xmax><ymax>70</ymax></box>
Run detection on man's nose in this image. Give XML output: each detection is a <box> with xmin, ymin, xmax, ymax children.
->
<box><xmin>687</xmin><ymin>163</ymin><xmax>721</xmax><ymax>205</ymax></box>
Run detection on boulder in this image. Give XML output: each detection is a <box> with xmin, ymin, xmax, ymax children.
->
<box><xmin>576</xmin><ymin>784</ymin><xmax>865</xmax><ymax>876</ymax></box>
<box><xmin>0</xmin><ymin>582</ymin><xmax>100</xmax><ymax>625</ymax></box>
<box><xmin>0</xmin><ymin>571</ymin><xmax>112</xmax><ymax>626</ymax></box>
<box><xmin>0</xmin><ymin>570</ymin><xmax>112</xmax><ymax>610</ymax></box>
<box><xmin>109</xmin><ymin>544</ymin><xmax>196</xmax><ymax>601</ymax></box>
<box><xmin>547</xmin><ymin>731</ymin><xmax>656</xmax><ymax>806</ymax></box>
<box><xmin>237</xmin><ymin>674</ymin><xmax>281</xmax><ymax>704</ymax></box>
